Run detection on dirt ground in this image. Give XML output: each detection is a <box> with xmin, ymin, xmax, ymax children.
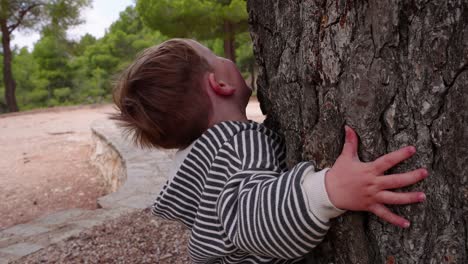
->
<box><xmin>0</xmin><ymin>99</ymin><xmax>264</xmax><ymax>230</ymax></box>
<box><xmin>0</xmin><ymin>104</ymin><xmax>116</xmax><ymax>229</ymax></box>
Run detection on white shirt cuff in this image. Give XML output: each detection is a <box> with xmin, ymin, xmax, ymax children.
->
<box><xmin>301</xmin><ymin>167</ymin><xmax>346</xmax><ymax>222</ymax></box>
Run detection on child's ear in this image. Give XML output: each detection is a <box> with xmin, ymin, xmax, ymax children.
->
<box><xmin>208</xmin><ymin>73</ymin><xmax>235</xmax><ymax>96</ymax></box>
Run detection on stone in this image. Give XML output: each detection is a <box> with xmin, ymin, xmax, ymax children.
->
<box><xmin>72</xmin><ymin>219</ymin><xmax>105</xmax><ymax>229</ymax></box>
<box><xmin>0</xmin><ymin>242</ymin><xmax>43</xmax><ymax>257</ymax></box>
<box><xmin>0</xmin><ymin>235</ymin><xmax>17</xmax><ymax>249</ymax></box>
<box><xmin>46</xmin><ymin>228</ymin><xmax>85</xmax><ymax>245</ymax></box>
<box><xmin>2</xmin><ymin>224</ymin><xmax>49</xmax><ymax>237</ymax></box>
<box><xmin>0</xmin><ymin>251</ymin><xmax>15</xmax><ymax>264</ymax></box>
<box><xmin>34</xmin><ymin>208</ymin><xmax>89</xmax><ymax>226</ymax></box>
<box><xmin>116</xmin><ymin>194</ymin><xmax>155</xmax><ymax>209</ymax></box>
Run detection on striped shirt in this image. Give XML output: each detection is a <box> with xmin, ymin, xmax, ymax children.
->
<box><xmin>152</xmin><ymin>120</ymin><xmax>344</xmax><ymax>263</ymax></box>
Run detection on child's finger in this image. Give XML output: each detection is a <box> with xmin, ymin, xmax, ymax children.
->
<box><xmin>371</xmin><ymin>146</ymin><xmax>416</xmax><ymax>173</ymax></box>
<box><xmin>376</xmin><ymin>168</ymin><xmax>428</xmax><ymax>190</ymax></box>
<box><xmin>368</xmin><ymin>204</ymin><xmax>410</xmax><ymax>228</ymax></box>
<box><xmin>341</xmin><ymin>125</ymin><xmax>359</xmax><ymax>159</ymax></box>
<box><xmin>375</xmin><ymin>190</ymin><xmax>426</xmax><ymax>205</ymax></box>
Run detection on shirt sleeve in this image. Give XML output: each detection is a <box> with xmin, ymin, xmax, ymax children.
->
<box><xmin>216</xmin><ymin>129</ymin><xmax>345</xmax><ymax>259</ymax></box>
<box><xmin>301</xmin><ymin>167</ymin><xmax>346</xmax><ymax>221</ymax></box>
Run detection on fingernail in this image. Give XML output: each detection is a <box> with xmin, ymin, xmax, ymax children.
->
<box><xmin>403</xmin><ymin>222</ymin><xmax>410</xmax><ymax>228</ymax></box>
<box><xmin>421</xmin><ymin>169</ymin><xmax>428</xmax><ymax>178</ymax></box>
<box><xmin>344</xmin><ymin>126</ymin><xmax>350</xmax><ymax>140</ymax></box>
<box><xmin>409</xmin><ymin>146</ymin><xmax>416</xmax><ymax>154</ymax></box>
<box><xmin>419</xmin><ymin>193</ymin><xmax>426</xmax><ymax>201</ymax></box>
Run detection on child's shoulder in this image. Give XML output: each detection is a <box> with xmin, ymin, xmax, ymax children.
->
<box><xmin>203</xmin><ymin>120</ymin><xmax>280</xmax><ymax>142</ymax></box>
<box><xmin>193</xmin><ymin>120</ymin><xmax>283</xmax><ymax>154</ymax></box>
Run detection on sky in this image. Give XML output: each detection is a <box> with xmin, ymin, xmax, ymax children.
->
<box><xmin>11</xmin><ymin>0</ymin><xmax>135</xmax><ymax>50</ymax></box>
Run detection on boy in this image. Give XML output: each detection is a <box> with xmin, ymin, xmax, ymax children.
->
<box><xmin>111</xmin><ymin>39</ymin><xmax>428</xmax><ymax>263</ymax></box>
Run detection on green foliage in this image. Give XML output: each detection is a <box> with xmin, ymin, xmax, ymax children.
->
<box><xmin>32</xmin><ymin>29</ymin><xmax>75</xmax><ymax>107</ymax></box>
<box><xmin>136</xmin><ymin>0</ymin><xmax>248</xmax><ymax>39</ymax></box>
<box><xmin>236</xmin><ymin>32</ymin><xmax>254</xmax><ymax>74</ymax></box>
<box><xmin>213</xmin><ymin>0</ymin><xmax>233</xmax><ymax>5</ymax></box>
<box><xmin>2</xmin><ymin>1</ymin><xmax>256</xmax><ymax>113</ymax></box>
<box><xmin>13</xmin><ymin>47</ymin><xmax>48</xmax><ymax>108</ymax></box>
<box><xmin>70</xmin><ymin>33</ymin><xmax>97</xmax><ymax>55</ymax></box>
<box><xmin>68</xmin><ymin>6</ymin><xmax>167</xmax><ymax>104</ymax></box>
<box><xmin>53</xmin><ymin>87</ymin><xmax>71</xmax><ymax>101</ymax></box>
<box><xmin>0</xmin><ymin>0</ymin><xmax>91</xmax><ymax>39</ymax></box>
<box><xmin>0</xmin><ymin>0</ymin><xmax>91</xmax><ymax>112</ymax></box>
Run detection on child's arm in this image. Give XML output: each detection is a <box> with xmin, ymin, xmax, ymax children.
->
<box><xmin>217</xmin><ymin>160</ymin><xmax>330</xmax><ymax>259</ymax></box>
<box><xmin>216</xmin><ymin>126</ymin><xmax>426</xmax><ymax>259</ymax></box>
<box><xmin>323</xmin><ymin>125</ymin><xmax>427</xmax><ymax>228</ymax></box>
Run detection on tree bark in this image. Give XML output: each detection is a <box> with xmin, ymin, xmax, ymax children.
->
<box><xmin>223</xmin><ymin>20</ymin><xmax>236</xmax><ymax>63</ymax></box>
<box><xmin>248</xmin><ymin>0</ymin><xmax>467</xmax><ymax>263</ymax></box>
<box><xmin>1</xmin><ymin>19</ymin><xmax>19</xmax><ymax>112</ymax></box>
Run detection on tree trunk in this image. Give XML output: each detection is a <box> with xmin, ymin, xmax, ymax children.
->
<box><xmin>248</xmin><ymin>0</ymin><xmax>467</xmax><ymax>263</ymax></box>
<box><xmin>1</xmin><ymin>19</ymin><xmax>19</xmax><ymax>112</ymax></box>
<box><xmin>223</xmin><ymin>20</ymin><xmax>236</xmax><ymax>63</ymax></box>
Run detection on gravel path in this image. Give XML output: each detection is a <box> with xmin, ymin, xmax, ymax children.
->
<box><xmin>13</xmin><ymin>208</ymin><xmax>191</xmax><ymax>264</ymax></box>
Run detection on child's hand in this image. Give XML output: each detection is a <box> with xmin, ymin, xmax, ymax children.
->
<box><xmin>325</xmin><ymin>125</ymin><xmax>428</xmax><ymax>228</ymax></box>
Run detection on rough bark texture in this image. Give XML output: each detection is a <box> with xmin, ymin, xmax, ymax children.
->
<box><xmin>247</xmin><ymin>0</ymin><xmax>467</xmax><ymax>263</ymax></box>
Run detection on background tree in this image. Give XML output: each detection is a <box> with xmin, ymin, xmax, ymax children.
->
<box><xmin>69</xmin><ymin>6</ymin><xmax>167</xmax><ymax>104</ymax></box>
<box><xmin>0</xmin><ymin>0</ymin><xmax>90</xmax><ymax>112</ymax></box>
<box><xmin>33</xmin><ymin>26</ymin><xmax>75</xmax><ymax>106</ymax></box>
<box><xmin>248</xmin><ymin>0</ymin><xmax>467</xmax><ymax>263</ymax></box>
<box><xmin>0</xmin><ymin>2</ymin><xmax>256</xmax><ymax>114</ymax></box>
<box><xmin>13</xmin><ymin>47</ymin><xmax>47</xmax><ymax>110</ymax></box>
<box><xmin>136</xmin><ymin>0</ymin><xmax>248</xmax><ymax>62</ymax></box>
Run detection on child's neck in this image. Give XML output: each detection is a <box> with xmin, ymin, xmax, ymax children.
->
<box><xmin>208</xmin><ymin>107</ymin><xmax>248</xmax><ymax>128</ymax></box>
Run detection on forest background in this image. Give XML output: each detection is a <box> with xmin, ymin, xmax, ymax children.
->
<box><xmin>0</xmin><ymin>0</ymin><xmax>253</xmax><ymax>113</ymax></box>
